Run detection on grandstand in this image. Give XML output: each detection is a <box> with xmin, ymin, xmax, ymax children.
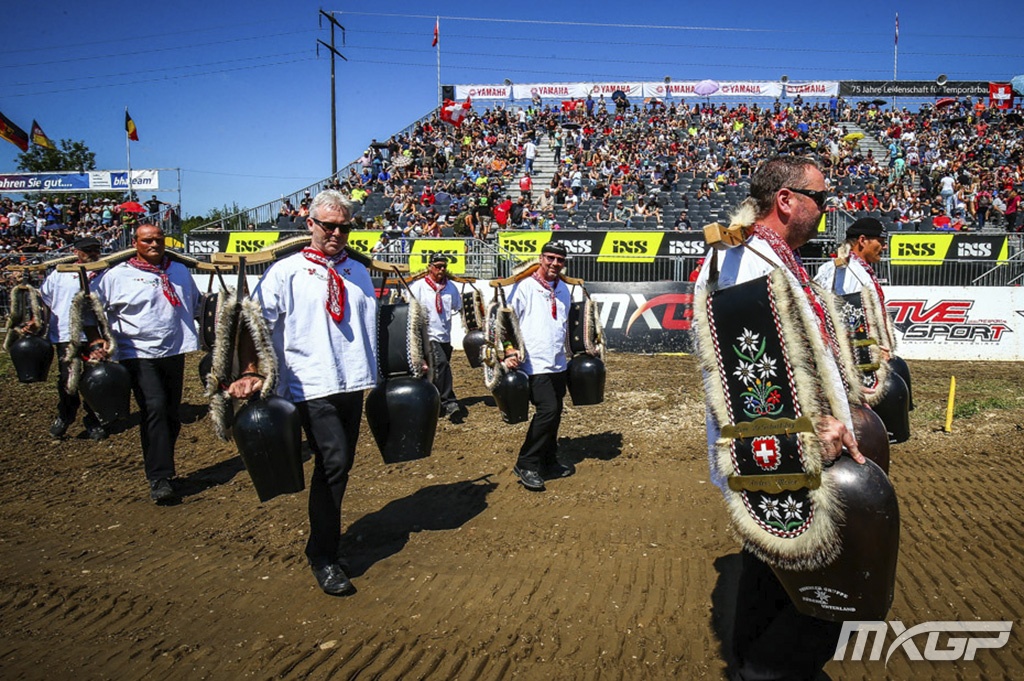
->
<box><xmin>3</xmin><ymin>80</ymin><xmax>1023</xmax><ymax>322</ymax></box>
<box><xmin>179</xmin><ymin>83</ymin><xmax>1023</xmax><ymax>287</ymax></box>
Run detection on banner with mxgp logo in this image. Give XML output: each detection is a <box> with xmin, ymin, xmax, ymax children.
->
<box><xmin>588</xmin><ymin>281</ymin><xmax>695</xmax><ymax>353</ymax></box>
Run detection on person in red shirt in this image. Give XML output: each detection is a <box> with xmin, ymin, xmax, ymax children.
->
<box><xmin>420</xmin><ymin>185</ymin><xmax>435</xmax><ymax>207</ymax></box>
<box><xmin>519</xmin><ymin>173</ymin><xmax>533</xmax><ymax>201</ymax></box>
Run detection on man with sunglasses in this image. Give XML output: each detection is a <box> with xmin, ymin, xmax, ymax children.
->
<box><xmin>501</xmin><ymin>241</ymin><xmax>576</xmax><ymax>492</ymax></box>
<box><xmin>408</xmin><ymin>252</ymin><xmax>462</xmax><ymax>420</ymax></box>
<box><xmin>228</xmin><ymin>190</ymin><xmax>377</xmax><ymax>597</ymax></box>
<box><xmin>693</xmin><ymin>156</ymin><xmax>865</xmax><ymax>681</ymax></box>
<box><xmin>35</xmin><ymin>236</ymin><xmax>108</xmax><ymax>441</ymax></box>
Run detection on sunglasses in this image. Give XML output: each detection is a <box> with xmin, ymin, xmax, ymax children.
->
<box><xmin>431</xmin><ymin>262</ymin><xmax>448</xmax><ymax>269</ymax></box>
<box><xmin>311</xmin><ymin>216</ymin><xmax>352</xmax><ymax>233</ymax></box>
<box><xmin>785</xmin><ymin>187</ymin><xmax>828</xmax><ymax>210</ymax></box>
<box><xmin>543</xmin><ymin>254</ymin><xmax>566</xmax><ymax>264</ymax></box>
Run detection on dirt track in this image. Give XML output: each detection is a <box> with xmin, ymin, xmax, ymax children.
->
<box><xmin>1</xmin><ymin>351</ymin><xmax>1023</xmax><ymax>680</ymax></box>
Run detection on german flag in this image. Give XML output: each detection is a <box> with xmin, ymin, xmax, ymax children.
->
<box><xmin>0</xmin><ymin>110</ymin><xmax>29</xmax><ymax>152</ymax></box>
<box><xmin>31</xmin><ymin>120</ymin><xmax>56</xmax><ymax>149</ymax></box>
<box><xmin>125</xmin><ymin>109</ymin><xmax>139</xmax><ymax>141</ymax></box>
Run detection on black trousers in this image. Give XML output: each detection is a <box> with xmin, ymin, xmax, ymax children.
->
<box><xmin>123</xmin><ymin>354</ymin><xmax>185</xmax><ymax>482</ymax></box>
<box><xmin>516</xmin><ymin>371</ymin><xmax>567</xmax><ymax>471</ymax></box>
<box><xmin>430</xmin><ymin>340</ymin><xmax>457</xmax><ymax>408</ymax></box>
<box><xmin>731</xmin><ymin>550</ymin><xmax>843</xmax><ymax>681</ymax></box>
<box><xmin>55</xmin><ymin>342</ymin><xmax>99</xmax><ymax>428</ymax></box>
<box><xmin>295</xmin><ymin>391</ymin><xmax>364</xmax><ymax>567</ymax></box>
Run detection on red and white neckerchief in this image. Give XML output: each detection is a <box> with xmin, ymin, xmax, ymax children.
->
<box><xmin>423</xmin><ymin>273</ymin><xmax>446</xmax><ymax>314</ymax></box>
<box><xmin>532</xmin><ymin>268</ymin><xmax>559</xmax><ymax>319</ymax></box>
<box><xmin>849</xmin><ymin>252</ymin><xmax>886</xmax><ymax>307</ymax></box>
<box><xmin>128</xmin><ymin>256</ymin><xmax>181</xmax><ymax>307</ymax></box>
<box><xmin>753</xmin><ymin>224</ymin><xmax>834</xmax><ymax>349</ymax></box>
<box><xmin>849</xmin><ymin>251</ymin><xmax>894</xmax><ymax>342</ymax></box>
<box><xmin>302</xmin><ymin>247</ymin><xmax>349</xmax><ymax>323</ymax></box>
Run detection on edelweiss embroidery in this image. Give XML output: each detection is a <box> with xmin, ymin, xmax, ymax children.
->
<box><xmin>732</xmin><ymin>328</ymin><xmax>783</xmax><ymax>418</ymax></box>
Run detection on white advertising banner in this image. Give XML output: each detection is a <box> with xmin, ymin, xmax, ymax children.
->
<box><xmin>784</xmin><ymin>81</ymin><xmax>839</xmax><ymax>97</ymax></box>
<box><xmin>887</xmin><ymin>286</ymin><xmax>1024</xmax><ymax>361</ymax></box>
<box><xmin>455</xmin><ymin>81</ymin><xmax>838</xmax><ymax>102</ymax></box>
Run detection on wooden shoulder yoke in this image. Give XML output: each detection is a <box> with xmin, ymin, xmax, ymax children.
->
<box><xmin>56</xmin><ymin>248</ymin><xmax>229</xmax><ymax>273</ymax></box>
<box><xmin>209</xmin><ymin>236</ymin><xmax>407</xmax><ymax>274</ymax></box>
<box><xmin>489</xmin><ymin>262</ymin><xmax>583</xmax><ymax>288</ymax></box>
<box><xmin>9</xmin><ymin>254</ymin><xmax>79</xmax><ymax>272</ymax></box>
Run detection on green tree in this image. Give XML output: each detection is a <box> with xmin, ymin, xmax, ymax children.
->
<box><xmin>16</xmin><ymin>139</ymin><xmax>96</xmax><ymax>173</ymax></box>
<box><xmin>182</xmin><ymin>202</ymin><xmax>248</xmax><ymax>234</ymax></box>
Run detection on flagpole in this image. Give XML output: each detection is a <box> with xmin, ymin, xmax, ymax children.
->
<box><xmin>435</xmin><ymin>16</ymin><xmax>441</xmax><ymax>109</ymax></box>
<box><xmin>892</xmin><ymin>12</ymin><xmax>899</xmax><ymax>109</ymax></box>
<box><xmin>125</xmin><ymin>106</ymin><xmax>133</xmax><ymax>201</ymax></box>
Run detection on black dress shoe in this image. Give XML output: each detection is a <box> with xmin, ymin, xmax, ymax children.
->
<box><xmin>149</xmin><ymin>478</ymin><xmax>180</xmax><ymax>505</ymax></box>
<box><xmin>49</xmin><ymin>417</ymin><xmax>69</xmax><ymax>439</ymax></box>
<box><xmin>542</xmin><ymin>461</ymin><xmax>576</xmax><ymax>480</ymax></box>
<box><xmin>88</xmin><ymin>425</ymin><xmax>108</xmax><ymax>441</ymax></box>
<box><xmin>513</xmin><ymin>465</ymin><xmax>546</xmax><ymax>491</ymax></box>
<box><xmin>311</xmin><ymin>563</ymin><xmax>356</xmax><ymax>596</ymax></box>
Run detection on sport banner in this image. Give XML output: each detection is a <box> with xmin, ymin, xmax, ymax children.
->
<box><xmin>887</xmin><ymin>286</ymin><xmax>1024</xmax><ymax>361</ymax></box>
<box><xmin>887</xmin><ymin>233</ymin><xmax>1009</xmax><ymax>285</ymax></box>
<box><xmin>497</xmin><ymin>230</ymin><xmax>706</xmax><ymax>260</ymax></box>
<box><xmin>588</xmin><ymin>281</ymin><xmax>695</xmax><ymax>353</ymax></box>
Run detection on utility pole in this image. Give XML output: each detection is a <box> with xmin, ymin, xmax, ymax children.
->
<box><xmin>318</xmin><ymin>9</ymin><xmax>347</xmax><ymax>177</ymax></box>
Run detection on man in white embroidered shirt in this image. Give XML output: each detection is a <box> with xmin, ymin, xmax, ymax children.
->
<box><xmin>229</xmin><ymin>190</ymin><xmax>376</xmax><ymax>597</ymax></box>
<box><xmin>502</xmin><ymin>241</ymin><xmax>575</xmax><ymax>492</ymax></box>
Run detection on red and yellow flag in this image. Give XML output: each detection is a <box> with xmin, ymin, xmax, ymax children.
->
<box><xmin>125</xmin><ymin>109</ymin><xmax>139</xmax><ymax>141</ymax></box>
<box><xmin>0</xmin><ymin>110</ymin><xmax>29</xmax><ymax>151</ymax></box>
<box><xmin>31</xmin><ymin>120</ymin><xmax>56</xmax><ymax>149</ymax></box>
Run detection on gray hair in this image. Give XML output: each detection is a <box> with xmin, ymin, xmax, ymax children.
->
<box><xmin>749</xmin><ymin>156</ymin><xmax>821</xmax><ymax>219</ymax></box>
<box><xmin>310</xmin><ymin>189</ymin><xmax>354</xmax><ymax>220</ymax></box>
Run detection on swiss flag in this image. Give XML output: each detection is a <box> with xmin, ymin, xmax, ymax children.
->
<box><xmin>440</xmin><ymin>97</ymin><xmax>471</xmax><ymax>127</ymax></box>
<box><xmin>989</xmin><ymin>82</ymin><xmax>1013</xmax><ymax>110</ymax></box>
<box><xmin>432</xmin><ymin>19</ymin><xmax>438</xmax><ymax>47</ymax></box>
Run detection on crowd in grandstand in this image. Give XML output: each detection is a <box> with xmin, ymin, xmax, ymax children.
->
<box><xmin>4</xmin><ymin>95</ymin><xmax>1022</xmax><ymax>263</ymax></box>
<box><xmin>0</xmin><ymin>195</ymin><xmax>176</xmax><ymax>294</ymax></box>
<box><xmin>286</xmin><ymin>94</ymin><xmax>1023</xmax><ymax>241</ymax></box>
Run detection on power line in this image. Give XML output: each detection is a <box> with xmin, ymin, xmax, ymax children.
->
<box><xmin>0</xmin><ymin>30</ymin><xmax>312</xmax><ymax>70</ymax></box>
<box><xmin>184</xmin><ymin>169</ymin><xmax>321</xmax><ymax>180</ymax></box>
<box><xmin>334</xmin><ymin>10</ymin><xmax>1024</xmax><ymax>40</ymax></box>
<box><xmin>4</xmin><ymin>51</ymin><xmax>308</xmax><ymax>89</ymax></box>
<box><xmin>352</xmin><ymin>27</ymin><xmax>1024</xmax><ymax>60</ymax></box>
<box><xmin>4</xmin><ymin>57</ymin><xmax>315</xmax><ymax>98</ymax></box>
<box><xmin>0</xmin><ymin>18</ymin><xmax>307</xmax><ymax>55</ymax></box>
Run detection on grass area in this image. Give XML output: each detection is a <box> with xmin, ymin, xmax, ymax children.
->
<box><xmin>953</xmin><ymin>397</ymin><xmax>1019</xmax><ymax>419</ymax></box>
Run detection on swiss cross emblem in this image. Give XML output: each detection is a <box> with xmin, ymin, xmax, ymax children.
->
<box><xmin>751</xmin><ymin>436</ymin><xmax>781</xmax><ymax>471</ymax></box>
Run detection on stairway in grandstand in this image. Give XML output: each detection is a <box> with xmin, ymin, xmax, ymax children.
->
<box><xmin>527</xmin><ymin>135</ymin><xmax>559</xmax><ymax>198</ymax></box>
<box><xmin>841</xmin><ymin>122</ymin><xmax>891</xmax><ymax>168</ymax></box>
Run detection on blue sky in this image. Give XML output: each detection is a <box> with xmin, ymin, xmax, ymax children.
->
<box><xmin>1</xmin><ymin>0</ymin><xmax>1021</xmax><ymax>219</ymax></box>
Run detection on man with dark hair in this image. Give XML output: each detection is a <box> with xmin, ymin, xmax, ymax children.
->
<box><xmin>501</xmin><ymin>242</ymin><xmax>575</xmax><ymax>492</ymax></box>
<box><xmin>814</xmin><ymin>217</ymin><xmax>888</xmax><ymax>295</ymax></box>
<box><xmin>37</xmin><ymin>237</ymin><xmax>107</xmax><ymax>441</ymax></box>
<box><xmin>694</xmin><ymin>156</ymin><xmax>865</xmax><ymax>680</ymax></box>
<box><xmin>228</xmin><ymin>190</ymin><xmax>376</xmax><ymax>597</ymax></box>
<box><xmin>92</xmin><ymin>224</ymin><xmax>202</xmax><ymax>504</ymax></box>
<box><xmin>408</xmin><ymin>253</ymin><xmax>461</xmax><ymax>419</ymax></box>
